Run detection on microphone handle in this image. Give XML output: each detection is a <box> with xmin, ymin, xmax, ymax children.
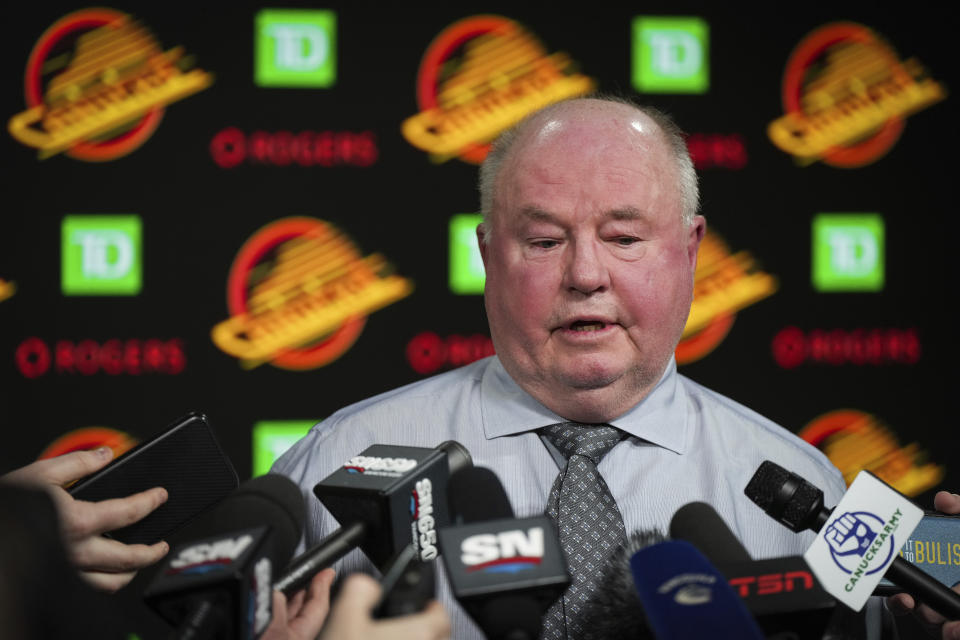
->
<box><xmin>885</xmin><ymin>557</ymin><xmax>960</xmax><ymax>619</ymax></box>
<box><xmin>274</xmin><ymin>521</ymin><xmax>366</xmax><ymax>597</ymax></box>
<box><xmin>813</xmin><ymin>506</ymin><xmax>960</xmax><ymax>619</ymax></box>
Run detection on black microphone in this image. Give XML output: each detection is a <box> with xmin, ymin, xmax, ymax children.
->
<box><xmin>579</xmin><ymin>529</ymin><xmax>665</xmax><ymax>640</ymax></box>
<box><xmin>274</xmin><ymin>440</ymin><xmax>471</xmax><ymax>596</ymax></box>
<box><xmin>438</xmin><ymin>466</ymin><xmax>570</xmax><ymax>640</ymax></box>
<box><xmin>671</xmin><ymin>501</ymin><xmax>843</xmax><ymax>640</ymax></box>
<box><xmin>143</xmin><ymin>474</ymin><xmax>305</xmax><ymax>640</ymax></box>
<box><xmin>745</xmin><ymin>460</ymin><xmax>960</xmax><ymax>619</ymax></box>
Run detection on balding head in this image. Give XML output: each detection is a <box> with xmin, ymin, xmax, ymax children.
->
<box><xmin>479</xmin><ymin>97</ymin><xmax>699</xmax><ymax>241</ymax></box>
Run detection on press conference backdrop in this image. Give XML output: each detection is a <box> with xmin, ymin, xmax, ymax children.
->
<box><xmin>2</xmin><ymin>3</ymin><xmax>955</xmax><ymax>509</ymax></box>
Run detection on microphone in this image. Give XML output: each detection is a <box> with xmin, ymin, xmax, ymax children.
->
<box><xmin>143</xmin><ymin>474</ymin><xmax>305</xmax><ymax>640</ymax></box>
<box><xmin>630</xmin><ymin>540</ymin><xmax>765</xmax><ymax>640</ymax></box>
<box><xmin>671</xmin><ymin>501</ymin><xmax>841</xmax><ymax>640</ymax></box>
<box><xmin>580</xmin><ymin>529</ymin><xmax>665</xmax><ymax>640</ymax></box>
<box><xmin>745</xmin><ymin>460</ymin><xmax>960</xmax><ymax>619</ymax></box>
<box><xmin>274</xmin><ymin>440</ymin><xmax>471</xmax><ymax>596</ymax></box>
<box><xmin>438</xmin><ymin>466</ymin><xmax>570</xmax><ymax>640</ymax></box>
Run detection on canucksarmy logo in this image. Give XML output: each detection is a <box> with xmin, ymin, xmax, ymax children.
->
<box><xmin>824</xmin><ymin>509</ymin><xmax>902</xmax><ymax>592</ymax></box>
<box><xmin>342</xmin><ymin>455</ymin><xmax>417</xmax><ymax>477</ymax></box>
<box><xmin>8</xmin><ymin>7</ymin><xmax>212</xmax><ymax>162</ymax></box>
<box><xmin>460</xmin><ymin>528</ymin><xmax>544</xmax><ymax>574</ymax></box>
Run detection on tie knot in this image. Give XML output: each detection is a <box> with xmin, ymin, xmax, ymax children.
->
<box><xmin>541</xmin><ymin>422</ymin><xmax>626</xmax><ymax>464</ymax></box>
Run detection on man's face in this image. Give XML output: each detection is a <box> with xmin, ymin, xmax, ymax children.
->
<box><xmin>479</xmin><ymin>105</ymin><xmax>705</xmax><ymax>422</ymax></box>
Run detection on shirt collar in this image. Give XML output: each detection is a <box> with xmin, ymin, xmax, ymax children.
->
<box><xmin>479</xmin><ymin>356</ymin><xmax>688</xmax><ymax>454</ymax></box>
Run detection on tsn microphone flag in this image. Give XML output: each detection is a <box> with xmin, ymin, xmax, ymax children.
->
<box><xmin>803</xmin><ymin>470</ymin><xmax>923</xmax><ymax>610</ymax></box>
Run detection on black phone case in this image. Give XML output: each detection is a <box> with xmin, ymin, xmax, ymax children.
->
<box><xmin>68</xmin><ymin>411</ymin><xmax>239</xmax><ymax>545</ymax></box>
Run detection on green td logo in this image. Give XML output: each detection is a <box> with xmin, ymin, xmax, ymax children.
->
<box><xmin>62</xmin><ymin>215</ymin><xmax>142</xmax><ymax>295</ymax></box>
<box><xmin>255</xmin><ymin>9</ymin><xmax>337</xmax><ymax>88</ymax></box>
<box><xmin>812</xmin><ymin>214</ymin><xmax>885</xmax><ymax>292</ymax></box>
<box><xmin>449</xmin><ymin>214</ymin><xmax>486</xmax><ymax>295</ymax></box>
<box><xmin>632</xmin><ymin>16</ymin><xmax>709</xmax><ymax>94</ymax></box>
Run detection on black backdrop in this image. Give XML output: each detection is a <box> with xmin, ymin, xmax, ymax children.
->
<box><xmin>1</xmin><ymin>2</ymin><xmax>956</xmax><ymax>635</ymax></box>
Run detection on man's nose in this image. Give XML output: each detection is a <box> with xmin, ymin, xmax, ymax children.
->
<box><xmin>563</xmin><ymin>240</ymin><xmax>610</xmax><ymax>294</ymax></box>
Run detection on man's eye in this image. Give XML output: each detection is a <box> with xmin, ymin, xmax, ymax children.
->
<box><xmin>614</xmin><ymin>236</ymin><xmax>639</xmax><ymax>246</ymax></box>
<box><xmin>532</xmin><ymin>239</ymin><xmax>559</xmax><ymax>249</ymax></box>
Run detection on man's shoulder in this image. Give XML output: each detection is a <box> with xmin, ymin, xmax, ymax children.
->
<box><xmin>271</xmin><ymin>357</ymin><xmax>492</xmax><ymax>478</ymax></box>
<box><xmin>677</xmin><ymin>373</ymin><xmax>845</xmax><ymax>499</ymax></box>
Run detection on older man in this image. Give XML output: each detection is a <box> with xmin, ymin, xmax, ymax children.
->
<box><xmin>273</xmin><ymin>97</ymin><xmax>846</xmax><ymax>638</ymax></box>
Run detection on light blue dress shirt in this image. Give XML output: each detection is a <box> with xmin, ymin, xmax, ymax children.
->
<box><xmin>272</xmin><ymin>355</ymin><xmax>849</xmax><ymax>638</ymax></box>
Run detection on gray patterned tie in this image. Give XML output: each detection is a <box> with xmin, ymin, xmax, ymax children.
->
<box><xmin>540</xmin><ymin>422</ymin><xmax>628</xmax><ymax>640</ymax></box>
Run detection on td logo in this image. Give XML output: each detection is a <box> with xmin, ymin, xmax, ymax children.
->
<box><xmin>812</xmin><ymin>214</ymin><xmax>884</xmax><ymax>292</ymax></box>
<box><xmin>255</xmin><ymin>9</ymin><xmax>337</xmax><ymax>88</ymax></box>
<box><xmin>632</xmin><ymin>16</ymin><xmax>709</xmax><ymax>94</ymax></box>
<box><xmin>61</xmin><ymin>215</ymin><xmax>142</xmax><ymax>295</ymax></box>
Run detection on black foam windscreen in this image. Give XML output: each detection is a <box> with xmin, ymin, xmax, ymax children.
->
<box><xmin>744</xmin><ymin>460</ymin><xmax>825</xmax><ymax>532</ymax></box>
<box><xmin>669</xmin><ymin>502</ymin><xmax>752</xmax><ymax>564</ymax></box>
<box><xmin>580</xmin><ymin>529</ymin><xmax>665</xmax><ymax>640</ymax></box>
<box><xmin>447</xmin><ymin>466</ymin><xmax>514</xmax><ymax>523</ymax></box>
<box><xmin>179</xmin><ymin>473</ymin><xmax>305</xmax><ymax>566</ymax></box>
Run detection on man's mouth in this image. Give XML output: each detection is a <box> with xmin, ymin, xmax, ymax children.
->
<box><xmin>567</xmin><ymin>320</ymin><xmax>608</xmax><ymax>332</ymax></box>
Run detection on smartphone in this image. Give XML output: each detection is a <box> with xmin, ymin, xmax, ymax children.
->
<box><xmin>68</xmin><ymin>411</ymin><xmax>239</xmax><ymax>546</ymax></box>
<box><xmin>875</xmin><ymin>511</ymin><xmax>960</xmax><ymax>595</ymax></box>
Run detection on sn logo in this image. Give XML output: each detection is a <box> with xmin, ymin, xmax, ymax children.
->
<box><xmin>460</xmin><ymin>527</ymin><xmax>544</xmax><ymax>571</ymax></box>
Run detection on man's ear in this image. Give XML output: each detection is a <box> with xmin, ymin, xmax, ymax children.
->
<box><xmin>687</xmin><ymin>215</ymin><xmax>706</xmax><ymax>271</ymax></box>
<box><xmin>477</xmin><ymin>222</ymin><xmax>489</xmax><ymax>268</ymax></box>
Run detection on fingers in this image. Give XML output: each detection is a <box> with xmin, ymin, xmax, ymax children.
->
<box><xmin>79</xmin><ymin>568</ymin><xmax>138</xmax><ymax>593</ymax></box>
<box><xmin>934</xmin><ymin>491</ymin><xmax>960</xmax><ymax>515</ymax></box>
<box><xmin>944</xmin><ymin>619</ymin><xmax>960</xmax><ymax>640</ymax></box>
<box><xmin>287</xmin><ymin>568</ymin><xmax>336</xmax><ymax>639</ymax></box>
<box><xmin>61</xmin><ymin>486</ymin><xmax>168</xmax><ymax>538</ymax></box>
<box><xmin>259</xmin><ymin>591</ymin><xmax>291</xmax><ymax>640</ymax></box>
<box><xmin>337</xmin><ymin>573</ymin><xmax>383</xmax><ymax>616</ymax></box>
<box><xmin>377</xmin><ymin>601</ymin><xmax>452</xmax><ymax>640</ymax></box>
<box><xmin>887</xmin><ymin>592</ymin><xmax>916</xmax><ymax>616</ymax></box>
<box><xmin>2</xmin><ymin>447</ymin><xmax>114</xmax><ymax>488</ymax></box>
<box><xmin>69</xmin><ymin>536</ymin><xmax>169</xmax><ymax>574</ymax></box>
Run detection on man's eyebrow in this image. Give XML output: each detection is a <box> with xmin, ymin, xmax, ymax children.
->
<box><xmin>606</xmin><ymin>207</ymin><xmax>649</xmax><ymax>222</ymax></box>
<box><xmin>518</xmin><ymin>206</ymin><xmax>562</xmax><ymax>224</ymax></box>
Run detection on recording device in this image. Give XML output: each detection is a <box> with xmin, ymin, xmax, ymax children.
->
<box><xmin>68</xmin><ymin>411</ymin><xmax>238</xmax><ymax>545</ymax></box>
<box><xmin>144</xmin><ymin>474</ymin><xmax>304</xmax><ymax>640</ymax></box>
<box><xmin>878</xmin><ymin>511</ymin><xmax>960</xmax><ymax>594</ymax></box>
<box><xmin>438</xmin><ymin>466</ymin><xmax>569</xmax><ymax>640</ymax></box>
<box><xmin>630</xmin><ymin>539</ymin><xmax>765</xmax><ymax>640</ymax></box>
<box><xmin>745</xmin><ymin>460</ymin><xmax>960</xmax><ymax>619</ymax></box>
<box><xmin>671</xmin><ymin>501</ymin><xmax>839</xmax><ymax>640</ymax></box>
<box><xmin>274</xmin><ymin>441</ymin><xmax>471</xmax><ymax>597</ymax></box>
<box><xmin>374</xmin><ymin>543</ymin><xmax>436</xmax><ymax>618</ymax></box>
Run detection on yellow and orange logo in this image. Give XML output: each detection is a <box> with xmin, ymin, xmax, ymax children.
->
<box><xmin>768</xmin><ymin>22</ymin><xmax>945</xmax><ymax>168</ymax></box>
<box><xmin>212</xmin><ymin>217</ymin><xmax>414</xmax><ymax>370</ymax></box>
<box><xmin>676</xmin><ymin>230</ymin><xmax>778</xmax><ymax>365</ymax></box>
<box><xmin>799</xmin><ymin>409</ymin><xmax>943</xmax><ymax>497</ymax></box>
<box><xmin>39</xmin><ymin>427</ymin><xmax>138</xmax><ymax>461</ymax></box>
<box><xmin>8</xmin><ymin>8</ymin><xmax>212</xmax><ymax>162</ymax></box>
<box><xmin>0</xmin><ymin>277</ymin><xmax>15</xmax><ymax>303</ymax></box>
<box><xmin>401</xmin><ymin>15</ymin><xmax>595</xmax><ymax>164</ymax></box>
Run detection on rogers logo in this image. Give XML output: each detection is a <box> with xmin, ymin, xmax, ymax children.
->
<box><xmin>687</xmin><ymin>133</ymin><xmax>747</xmax><ymax>170</ymax></box>
<box><xmin>771</xmin><ymin>326</ymin><xmax>920</xmax><ymax>369</ymax></box>
<box><xmin>15</xmin><ymin>337</ymin><xmax>186</xmax><ymax>378</ymax></box>
<box><xmin>406</xmin><ymin>332</ymin><xmax>494</xmax><ymax>375</ymax></box>
<box><xmin>210</xmin><ymin>128</ymin><xmax>378</xmax><ymax>169</ymax></box>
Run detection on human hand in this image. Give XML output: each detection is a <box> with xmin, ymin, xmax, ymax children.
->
<box><xmin>318</xmin><ymin>573</ymin><xmax>451</xmax><ymax>640</ymax></box>
<box><xmin>887</xmin><ymin>491</ymin><xmax>960</xmax><ymax>640</ymax></box>
<box><xmin>0</xmin><ymin>447</ymin><xmax>169</xmax><ymax>592</ymax></box>
<box><xmin>260</xmin><ymin>568</ymin><xmax>336</xmax><ymax>640</ymax></box>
